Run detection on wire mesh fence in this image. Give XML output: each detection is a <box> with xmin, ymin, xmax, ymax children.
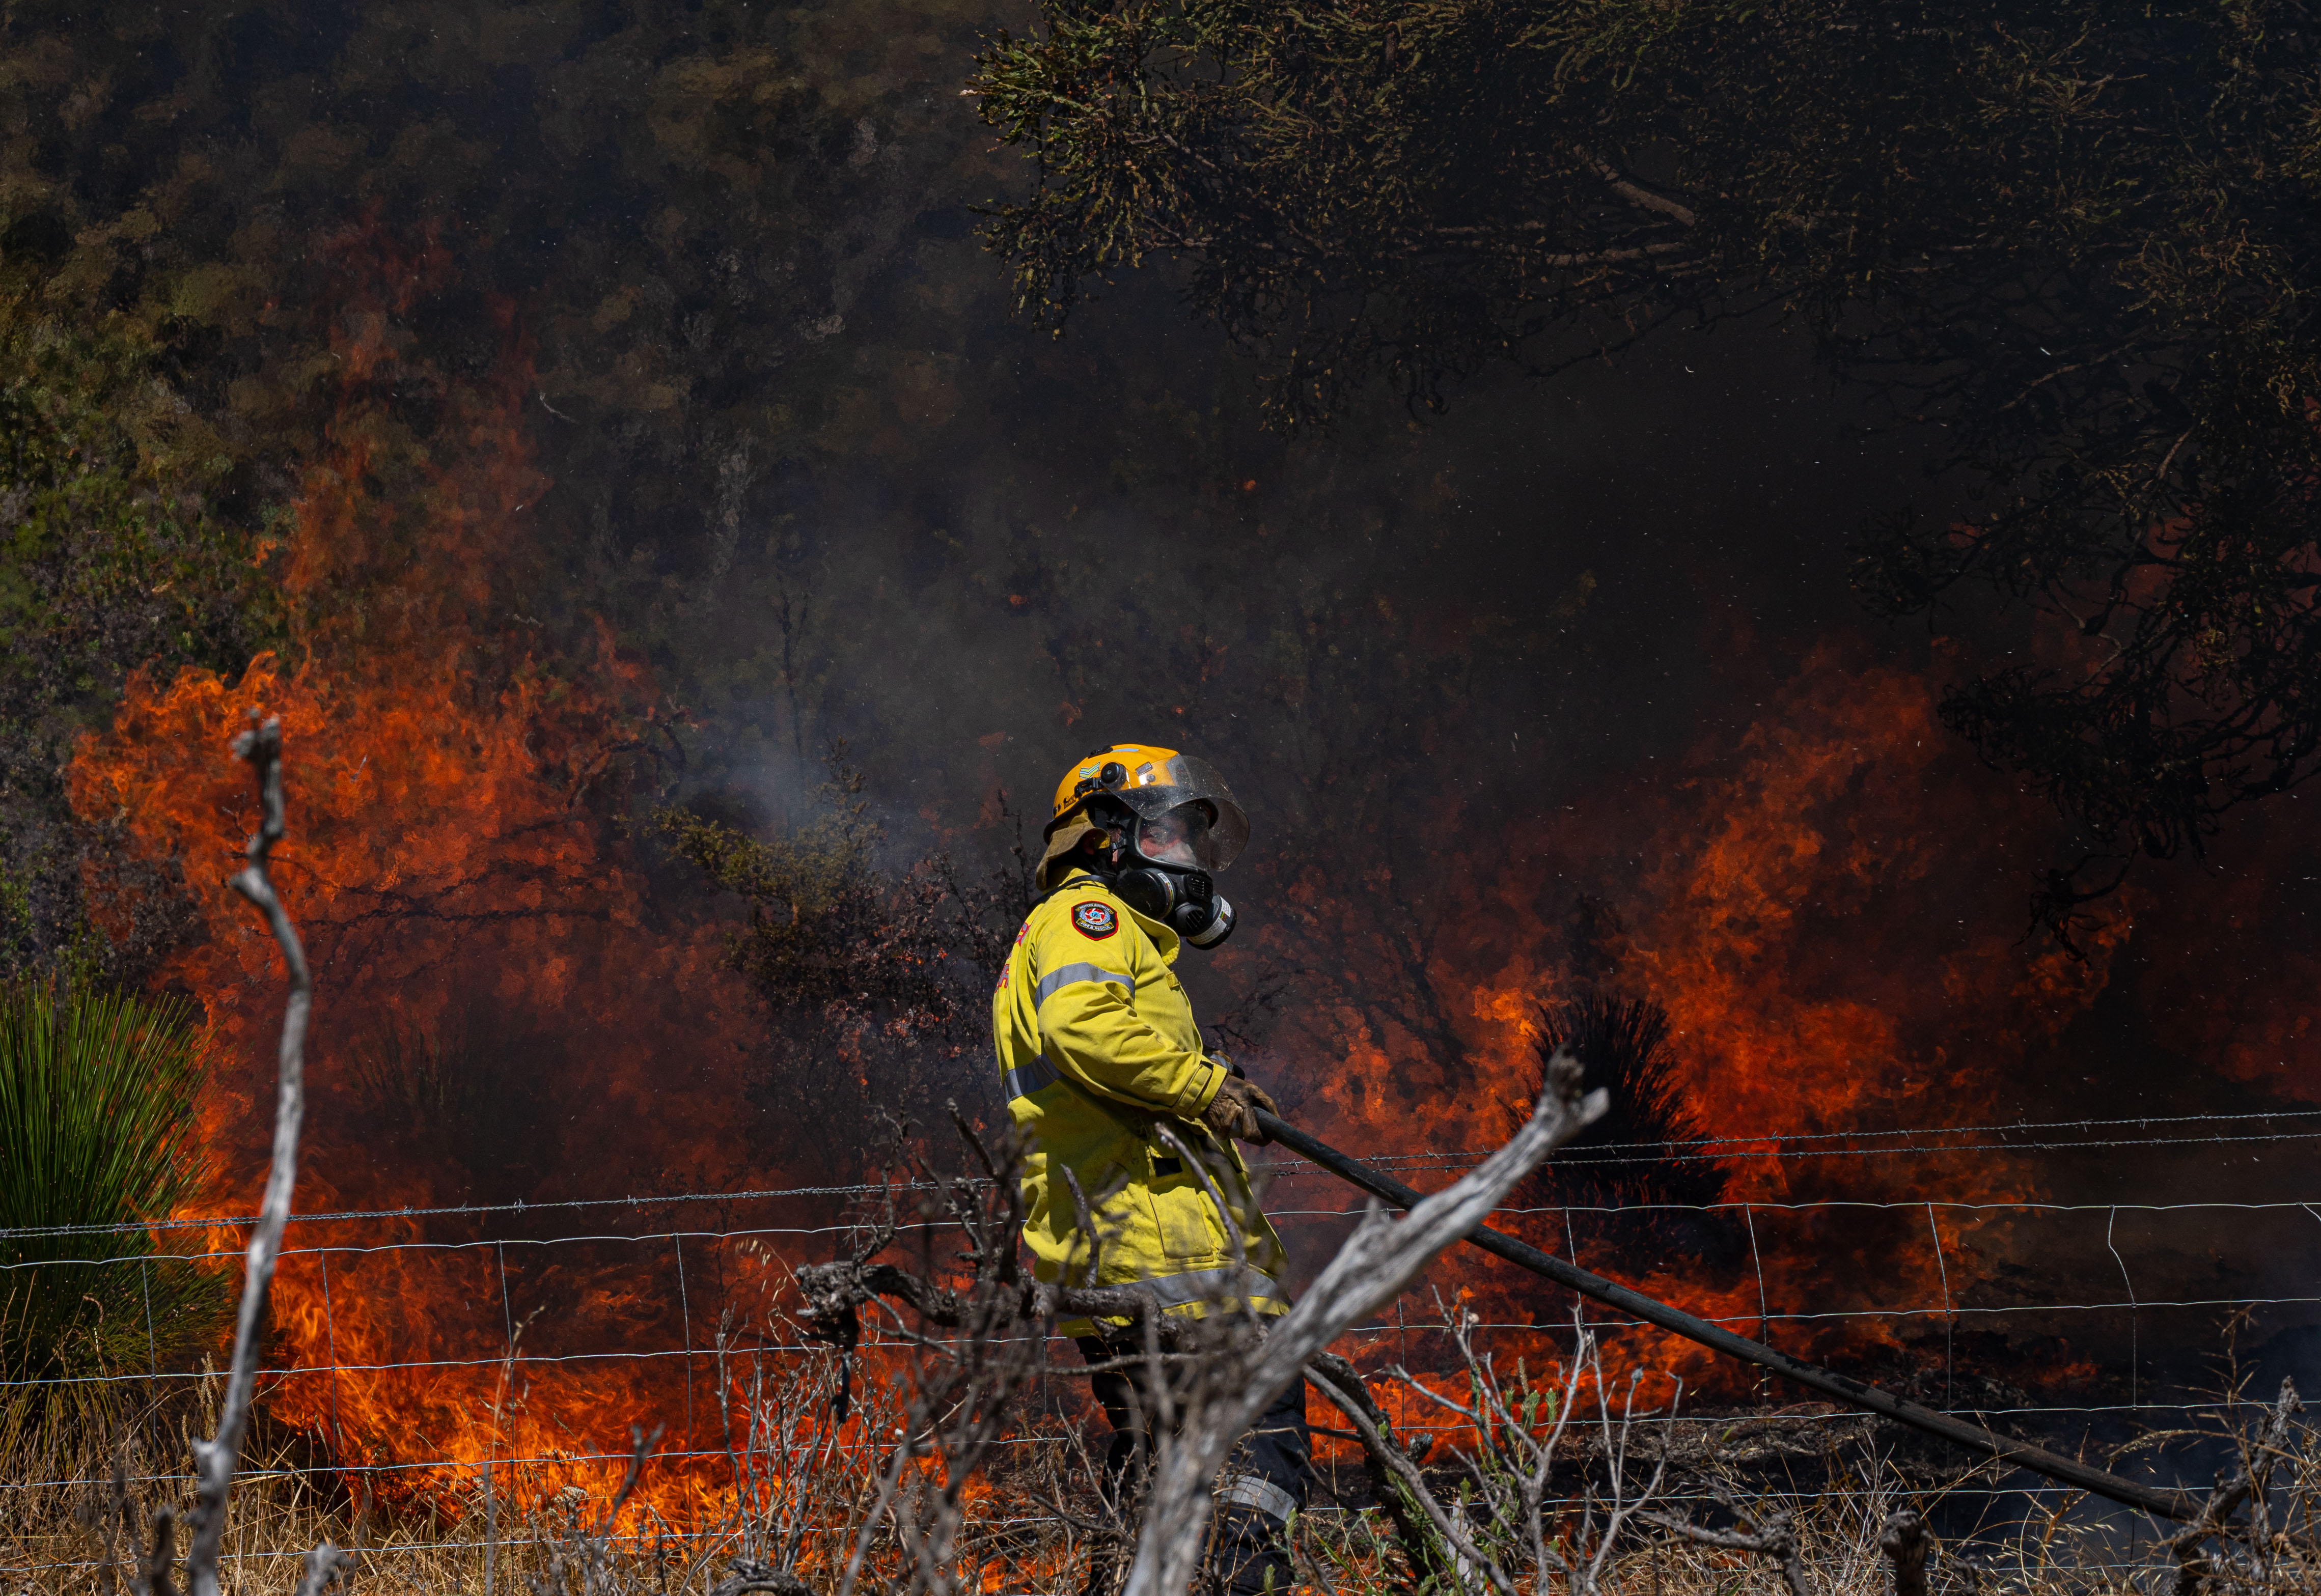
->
<box><xmin>6</xmin><ymin>1108</ymin><xmax>2317</xmax><ymax>1583</ymax></box>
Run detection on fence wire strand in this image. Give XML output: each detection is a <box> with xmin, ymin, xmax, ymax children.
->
<box><xmin>6</xmin><ymin>1124</ymin><xmax>2314</xmax><ymax>1581</ymax></box>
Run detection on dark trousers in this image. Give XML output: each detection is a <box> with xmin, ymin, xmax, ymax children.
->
<box><xmin>1075</xmin><ymin>1332</ymin><xmax>1312</xmax><ymax>1595</ymax></box>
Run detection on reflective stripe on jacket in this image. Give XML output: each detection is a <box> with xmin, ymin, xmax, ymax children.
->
<box><xmin>992</xmin><ymin>871</ymin><xmax>1288</xmax><ymax>1335</ymax></box>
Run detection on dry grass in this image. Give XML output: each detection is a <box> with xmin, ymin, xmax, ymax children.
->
<box><xmin>6</xmin><ymin>1082</ymin><xmax>2309</xmax><ymax>1596</ymax></box>
<box><xmin>8</xmin><ymin>1361</ymin><xmax>2314</xmax><ymax>1596</ymax></box>
<box><xmin>0</xmin><ymin>1354</ymin><xmax>1100</xmax><ymax>1595</ymax></box>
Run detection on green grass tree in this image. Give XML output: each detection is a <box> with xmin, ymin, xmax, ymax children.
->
<box><xmin>0</xmin><ymin>982</ymin><xmax>229</xmax><ymax>1442</ymax></box>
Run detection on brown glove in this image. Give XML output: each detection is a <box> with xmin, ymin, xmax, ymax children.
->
<box><xmin>1201</xmin><ymin>1071</ymin><xmax>1278</xmax><ymax>1144</ymax></box>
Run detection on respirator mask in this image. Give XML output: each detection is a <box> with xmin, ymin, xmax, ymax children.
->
<box><xmin>1066</xmin><ymin>749</ymin><xmax>1250</xmax><ymax>950</ymax></box>
<box><xmin>1104</xmin><ymin>798</ymin><xmax>1237</xmax><ymax>948</ymax></box>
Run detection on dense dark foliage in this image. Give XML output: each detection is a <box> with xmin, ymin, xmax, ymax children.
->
<box><xmin>0</xmin><ymin>0</ymin><xmax>1604</xmax><ymax>1141</ymax></box>
<box><xmin>971</xmin><ymin>2</ymin><xmax>2321</xmax><ymax>930</ymax></box>
<box><xmin>0</xmin><ymin>314</ymin><xmax>280</xmax><ymax>979</ymax></box>
<box><xmin>656</xmin><ymin>758</ymin><xmax>1034</xmax><ymax>1032</ymax></box>
<box><xmin>654</xmin><ymin>756</ymin><xmax>1039</xmax><ymax>1131</ymax></box>
<box><xmin>0</xmin><ymin>0</ymin><xmax>938</xmax><ymax>526</ymax></box>
<box><xmin>0</xmin><ymin>0</ymin><xmax>992</xmax><ymax>973</ymax></box>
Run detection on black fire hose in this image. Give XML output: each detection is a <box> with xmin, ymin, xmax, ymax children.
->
<box><xmin>1252</xmin><ymin>1108</ymin><xmax>2197</xmax><ymax>1522</ymax></box>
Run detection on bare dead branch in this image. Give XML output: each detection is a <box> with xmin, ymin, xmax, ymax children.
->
<box><xmin>2171</xmin><ymin>1377</ymin><xmax>2304</xmax><ymax>1596</ymax></box>
<box><xmin>1642</xmin><ymin>1488</ymin><xmax>1812</xmax><ymax>1596</ymax></box>
<box><xmin>1306</xmin><ymin>1361</ymin><xmax>1511</xmax><ymax>1595</ymax></box>
<box><xmin>1571</xmin><ymin>145</ymin><xmax>1699</xmax><ymax>228</ymax></box>
<box><xmin>133</xmin><ymin>1505</ymin><xmax>175</xmax><ymax>1596</ymax></box>
<box><xmin>184</xmin><ymin>715</ymin><xmax>316</xmax><ymax>1596</ymax></box>
<box><xmin>711</xmin><ymin>1563</ymin><xmax>816</xmax><ymax>1596</ymax></box>
<box><xmin>1123</xmin><ymin>1052</ymin><xmax>1605</xmax><ymax>1596</ymax></box>
<box><xmin>290</xmin><ymin>1544</ymin><xmax>351</xmax><ymax>1596</ymax></box>
<box><xmin>1574</xmin><ymin>1363</ymin><xmax>1677</xmax><ymax>1593</ymax></box>
<box><xmin>603</xmin><ymin>1424</ymin><xmax>664</xmax><ymax>1531</ymax></box>
<box><xmin>101</xmin><ymin>1445</ymin><xmax>131</xmax><ymax>1596</ymax></box>
<box><xmin>1302</xmin><ymin>1352</ymin><xmax>1448</xmax><ymax>1585</ymax></box>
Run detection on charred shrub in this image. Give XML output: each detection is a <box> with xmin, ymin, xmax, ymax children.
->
<box><xmin>1517</xmin><ymin>995</ymin><xmax>1743</xmax><ymax>1273</ymax></box>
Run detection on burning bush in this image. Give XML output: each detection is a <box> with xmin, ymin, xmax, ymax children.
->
<box><xmin>656</xmin><ymin>751</ymin><xmax>1039</xmax><ymax>1132</ymax></box>
<box><xmin>1528</xmin><ymin>995</ymin><xmax>1729</xmax><ymax>1216</ymax></box>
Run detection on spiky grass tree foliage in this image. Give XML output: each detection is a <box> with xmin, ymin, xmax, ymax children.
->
<box><xmin>0</xmin><ymin>982</ymin><xmax>227</xmax><ymax>1435</ymax></box>
<box><xmin>1506</xmin><ymin>994</ymin><xmax>1747</xmax><ymax>1280</ymax></box>
<box><xmin>1535</xmin><ymin>995</ymin><xmax>1726</xmax><ymax>1211</ymax></box>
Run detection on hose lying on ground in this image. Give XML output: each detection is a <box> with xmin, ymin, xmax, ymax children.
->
<box><xmin>1252</xmin><ymin>1108</ymin><xmax>2197</xmax><ymax>1522</ymax></box>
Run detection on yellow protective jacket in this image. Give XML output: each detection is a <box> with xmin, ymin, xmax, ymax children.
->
<box><xmin>993</xmin><ymin>870</ymin><xmax>1288</xmax><ymax>1336</ymax></box>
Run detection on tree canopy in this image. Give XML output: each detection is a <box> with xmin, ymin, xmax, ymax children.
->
<box><xmin>0</xmin><ymin>311</ymin><xmax>281</xmax><ymax>979</ymax></box>
<box><xmin>971</xmin><ymin>1</ymin><xmax>2321</xmax><ymax>931</ymax></box>
<box><xmin>0</xmin><ymin>0</ymin><xmax>982</xmax><ymax>977</ymax></box>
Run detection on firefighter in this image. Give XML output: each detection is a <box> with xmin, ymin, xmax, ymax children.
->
<box><xmin>991</xmin><ymin>744</ymin><xmax>1311</xmax><ymax>1595</ymax></box>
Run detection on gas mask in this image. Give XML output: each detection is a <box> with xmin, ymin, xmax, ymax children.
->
<box><xmin>1083</xmin><ymin>787</ymin><xmax>1240</xmax><ymax>948</ymax></box>
<box><xmin>1112</xmin><ymin>844</ymin><xmax>1237</xmax><ymax>948</ymax></box>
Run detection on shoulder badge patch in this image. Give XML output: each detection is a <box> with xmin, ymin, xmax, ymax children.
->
<box><xmin>1072</xmin><ymin>901</ymin><xmax>1119</xmax><ymax>939</ymax></box>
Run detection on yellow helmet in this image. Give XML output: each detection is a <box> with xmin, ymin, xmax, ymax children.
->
<box><xmin>1046</xmin><ymin>744</ymin><xmax>1250</xmax><ymax>859</ymax></box>
<box><xmin>1037</xmin><ymin>744</ymin><xmax>1251</xmax><ymax>935</ymax></box>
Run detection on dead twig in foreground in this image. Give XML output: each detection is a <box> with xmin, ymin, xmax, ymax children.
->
<box><xmin>169</xmin><ymin>717</ymin><xmax>336</xmax><ymax>1596</ymax></box>
<box><xmin>2170</xmin><ymin>1377</ymin><xmax>2305</xmax><ymax>1596</ymax></box>
<box><xmin>1126</xmin><ymin>1053</ymin><xmax>1605</xmax><ymax>1596</ymax></box>
<box><xmin>1641</xmin><ymin>1490</ymin><xmax>1811</xmax><ymax>1596</ymax></box>
<box><xmin>1880</xmin><ymin>1509</ymin><xmax>1928</xmax><ymax>1596</ymax></box>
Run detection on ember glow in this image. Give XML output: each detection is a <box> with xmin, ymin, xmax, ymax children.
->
<box><xmin>12</xmin><ymin>13</ymin><xmax>2321</xmax><ymax>1595</ymax></box>
<box><xmin>71</xmin><ymin>573</ymin><xmax>2134</xmax><ymax>1521</ymax></box>
<box><xmin>1259</xmin><ymin>646</ymin><xmax>2138</xmax><ymax>1406</ymax></box>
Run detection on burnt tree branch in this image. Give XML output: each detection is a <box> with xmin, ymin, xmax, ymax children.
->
<box><xmin>1305</xmin><ymin>1357</ymin><xmax>1487</xmax><ymax>1593</ymax></box>
<box><xmin>2170</xmin><ymin>1377</ymin><xmax>2304</xmax><ymax>1596</ymax></box>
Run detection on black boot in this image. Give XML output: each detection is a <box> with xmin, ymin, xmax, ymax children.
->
<box><xmin>1208</xmin><ymin>1503</ymin><xmax>1294</xmax><ymax>1596</ymax></box>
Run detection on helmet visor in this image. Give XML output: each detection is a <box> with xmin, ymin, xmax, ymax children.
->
<box><xmin>1116</xmin><ymin>753</ymin><xmax>1249</xmax><ymax>872</ymax></box>
<box><xmin>1136</xmin><ymin>801</ymin><xmax>1226</xmax><ymax>871</ymax></box>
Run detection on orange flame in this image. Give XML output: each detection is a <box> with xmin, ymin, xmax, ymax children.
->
<box><xmin>66</xmin><ymin>222</ymin><xmax>2149</xmax><ymax>1534</ymax></box>
<box><xmin>64</xmin><ymin>244</ymin><xmax>803</xmax><ymax>1519</ymax></box>
<box><xmin>1262</xmin><ymin>649</ymin><xmax>2136</xmax><ymax>1402</ymax></box>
